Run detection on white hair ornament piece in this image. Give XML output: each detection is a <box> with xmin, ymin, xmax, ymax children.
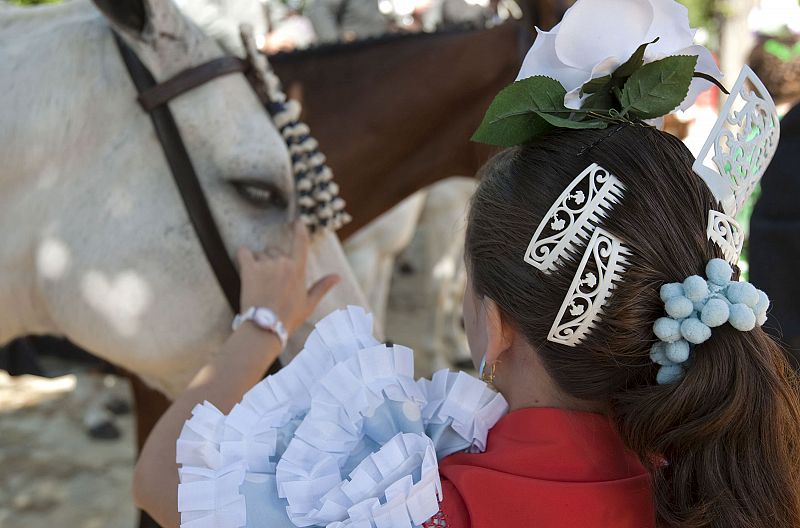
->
<box><xmin>706</xmin><ymin>210</ymin><xmax>744</xmax><ymax>265</ymax></box>
<box><xmin>548</xmin><ymin>228</ymin><xmax>631</xmax><ymax>347</ymax></box>
<box><xmin>693</xmin><ymin>66</ymin><xmax>780</xmax><ymax>218</ymax></box>
<box><xmin>524</xmin><ymin>163</ymin><xmax>625</xmax><ymax>273</ymax></box>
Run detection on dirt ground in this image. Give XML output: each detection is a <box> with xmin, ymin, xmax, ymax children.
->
<box><xmin>0</xmin><ymin>371</ymin><xmax>138</xmax><ymax>528</ymax></box>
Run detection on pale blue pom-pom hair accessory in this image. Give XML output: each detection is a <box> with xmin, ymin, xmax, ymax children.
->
<box><xmin>651</xmin><ymin>258</ymin><xmax>771</xmax><ymax>384</ymax></box>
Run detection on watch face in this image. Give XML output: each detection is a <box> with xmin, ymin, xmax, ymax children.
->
<box><xmin>254</xmin><ymin>309</ymin><xmax>275</xmax><ymax>327</ymax></box>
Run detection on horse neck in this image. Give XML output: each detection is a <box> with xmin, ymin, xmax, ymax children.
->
<box><xmin>1</xmin><ymin>3</ymin><xmax>137</xmax><ymax>179</ymax></box>
<box><xmin>271</xmin><ymin>24</ymin><xmax>523</xmax><ymax>236</ymax></box>
<box><xmin>0</xmin><ymin>4</ymin><xmax>163</xmax><ymax>340</ymax></box>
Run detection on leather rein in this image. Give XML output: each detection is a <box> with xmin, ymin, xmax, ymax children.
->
<box><xmin>113</xmin><ymin>33</ymin><xmax>254</xmax><ymax>315</ymax></box>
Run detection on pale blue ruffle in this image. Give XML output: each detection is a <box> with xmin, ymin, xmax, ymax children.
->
<box><xmin>176</xmin><ymin>306</ymin><xmax>508</xmax><ymax>528</ymax></box>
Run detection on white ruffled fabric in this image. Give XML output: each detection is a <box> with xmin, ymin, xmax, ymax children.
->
<box><xmin>177</xmin><ymin>306</ymin><xmax>508</xmax><ymax>528</ymax></box>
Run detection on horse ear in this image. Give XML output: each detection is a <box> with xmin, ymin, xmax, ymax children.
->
<box><xmin>92</xmin><ymin>0</ymin><xmax>147</xmax><ymax>34</ymax></box>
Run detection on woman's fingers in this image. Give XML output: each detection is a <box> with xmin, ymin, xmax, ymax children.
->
<box><xmin>306</xmin><ymin>274</ymin><xmax>340</xmax><ymax>313</ymax></box>
<box><xmin>290</xmin><ymin>220</ymin><xmax>310</xmax><ymax>267</ymax></box>
<box><xmin>237</xmin><ymin>247</ymin><xmax>255</xmax><ymax>268</ymax></box>
<box><xmin>261</xmin><ymin>247</ymin><xmax>283</xmax><ymax>259</ymax></box>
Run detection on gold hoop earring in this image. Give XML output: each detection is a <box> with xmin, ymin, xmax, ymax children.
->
<box><xmin>480</xmin><ymin>361</ymin><xmax>497</xmax><ymax>390</ymax></box>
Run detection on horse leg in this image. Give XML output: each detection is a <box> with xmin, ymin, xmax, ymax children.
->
<box><xmin>393</xmin><ymin>178</ymin><xmax>477</xmax><ymax>374</ymax></box>
<box><xmin>127</xmin><ymin>373</ymin><xmax>172</xmax><ymax>528</ymax></box>
<box><xmin>78</xmin><ymin>371</ymin><xmax>122</xmax><ymax>440</ymax></box>
<box><xmin>344</xmin><ymin>191</ymin><xmax>427</xmax><ymax>328</ymax></box>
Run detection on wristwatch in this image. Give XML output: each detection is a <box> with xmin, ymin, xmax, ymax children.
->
<box><xmin>232</xmin><ymin>307</ymin><xmax>288</xmax><ymax>348</ymax></box>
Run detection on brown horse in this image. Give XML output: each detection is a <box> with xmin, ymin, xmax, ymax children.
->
<box><xmin>271</xmin><ymin>21</ymin><xmax>526</xmax><ymax>238</ymax></box>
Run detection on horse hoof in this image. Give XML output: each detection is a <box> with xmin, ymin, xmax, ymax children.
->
<box><xmin>398</xmin><ymin>262</ymin><xmax>416</xmax><ymax>275</ymax></box>
<box><xmin>105</xmin><ymin>397</ymin><xmax>132</xmax><ymax>416</ymax></box>
<box><xmin>87</xmin><ymin>420</ymin><xmax>121</xmax><ymax>440</ymax></box>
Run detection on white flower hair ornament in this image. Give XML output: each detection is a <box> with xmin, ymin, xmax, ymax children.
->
<box><xmin>519</xmin><ymin>0</ymin><xmax>722</xmax><ymax>112</ymax></box>
<box><xmin>472</xmin><ymin>0</ymin><xmax>725</xmax><ymax>146</ymax></box>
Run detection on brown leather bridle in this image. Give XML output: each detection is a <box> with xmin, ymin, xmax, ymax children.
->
<box><xmin>114</xmin><ymin>33</ymin><xmax>298</xmax><ymax>377</ymax></box>
<box><xmin>114</xmin><ymin>33</ymin><xmax>259</xmax><ymax>316</ymax></box>
<box><xmin>113</xmin><ymin>31</ymin><xmax>348</xmax><ymax>375</ymax></box>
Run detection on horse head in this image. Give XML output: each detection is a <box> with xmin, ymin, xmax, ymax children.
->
<box><xmin>95</xmin><ymin>0</ymin><xmax>298</xmax><ymax>251</ymax></box>
<box><xmin>0</xmin><ymin>0</ymin><xmax>366</xmax><ymax>397</ymax></box>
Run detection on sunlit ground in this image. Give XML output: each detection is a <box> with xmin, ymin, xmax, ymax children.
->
<box><xmin>0</xmin><ymin>371</ymin><xmax>137</xmax><ymax>528</ymax></box>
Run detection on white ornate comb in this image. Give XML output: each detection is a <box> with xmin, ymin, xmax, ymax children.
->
<box><xmin>548</xmin><ymin>228</ymin><xmax>630</xmax><ymax>347</ymax></box>
<box><xmin>693</xmin><ymin>66</ymin><xmax>780</xmax><ymax>217</ymax></box>
<box><xmin>706</xmin><ymin>210</ymin><xmax>744</xmax><ymax>265</ymax></box>
<box><xmin>524</xmin><ymin>163</ymin><xmax>625</xmax><ymax>273</ymax></box>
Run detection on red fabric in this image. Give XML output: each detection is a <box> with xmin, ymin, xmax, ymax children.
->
<box><xmin>437</xmin><ymin>407</ymin><xmax>655</xmax><ymax>528</ymax></box>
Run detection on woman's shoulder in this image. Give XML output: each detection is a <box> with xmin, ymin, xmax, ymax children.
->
<box><xmin>433</xmin><ymin>408</ymin><xmax>654</xmax><ymax>528</ymax></box>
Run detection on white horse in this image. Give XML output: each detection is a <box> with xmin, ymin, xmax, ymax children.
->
<box><xmin>344</xmin><ymin>178</ymin><xmax>477</xmax><ymax>375</ymax></box>
<box><xmin>0</xmin><ymin>0</ymin><xmax>366</xmax><ymax>400</ymax></box>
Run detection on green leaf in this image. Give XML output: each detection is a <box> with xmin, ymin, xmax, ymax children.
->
<box><xmin>619</xmin><ymin>55</ymin><xmax>698</xmax><ymax>119</ymax></box>
<box><xmin>534</xmin><ymin>112</ymin><xmax>609</xmax><ymax>129</ymax></box>
<box><xmin>614</xmin><ymin>37</ymin><xmax>659</xmax><ymax>78</ymax></box>
<box><xmin>581</xmin><ymin>74</ymin><xmax>612</xmax><ymax>95</ymax></box>
<box><xmin>582</xmin><ymin>90</ymin><xmax>617</xmax><ymax>112</ymax></box>
<box><xmin>578</xmin><ymin>38</ymin><xmax>659</xmax><ymax>100</ymax></box>
<box><xmin>472</xmin><ymin>76</ymin><xmax>569</xmax><ymax>146</ymax></box>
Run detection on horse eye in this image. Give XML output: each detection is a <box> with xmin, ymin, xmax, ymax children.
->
<box><xmin>233</xmin><ymin>181</ymin><xmax>287</xmax><ymax>209</ymax></box>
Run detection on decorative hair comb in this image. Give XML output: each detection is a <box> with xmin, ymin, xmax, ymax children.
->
<box><xmin>548</xmin><ymin>228</ymin><xmax>631</xmax><ymax>347</ymax></box>
<box><xmin>693</xmin><ymin>66</ymin><xmax>779</xmax><ymax>263</ymax></box>
<box><xmin>693</xmin><ymin>66</ymin><xmax>780</xmax><ymax>218</ymax></box>
<box><xmin>522</xmin><ymin>163</ymin><xmax>629</xmax><ymax>347</ymax></box>
<box><xmin>525</xmin><ymin>163</ymin><xmax>625</xmax><ymax>273</ymax></box>
<box><xmin>706</xmin><ymin>210</ymin><xmax>744</xmax><ymax>265</ymax></box>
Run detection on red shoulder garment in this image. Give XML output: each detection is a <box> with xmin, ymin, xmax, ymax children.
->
<box><xmin>427</xmin><ymin>407</ymin><xmax>654</xmax><ymax>528</ymax></box>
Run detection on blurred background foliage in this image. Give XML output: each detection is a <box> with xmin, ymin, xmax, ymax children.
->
<box><xmin>681</xmin><ymin>0</ymin><xmax>722</xmax><ymax>29</ymax></box>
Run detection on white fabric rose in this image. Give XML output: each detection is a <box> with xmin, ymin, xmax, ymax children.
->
<box><xmin>517</xmin><ymin>0</ymin><xmax>721</xmax><ymax>112</ymax></box>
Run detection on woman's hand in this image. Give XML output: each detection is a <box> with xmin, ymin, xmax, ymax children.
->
<box><xmin>237</xmin><ymin>221</ymin><xmax>340</xmax><ymax>335</ymax></box>
<box><xmin>135</xmin><ymin>221</ymin><xmax>338</xmax><ymax>528</ymax></box>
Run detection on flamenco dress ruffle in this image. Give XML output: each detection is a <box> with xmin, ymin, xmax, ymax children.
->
<box><xmin>175</xmin><ymin>306</ymin><xmax>508</xmax><ymax>528</ymax></box>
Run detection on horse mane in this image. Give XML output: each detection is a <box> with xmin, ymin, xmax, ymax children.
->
<box><xmin>268</xmin><ymin>22</ymin><xmax>491</xmax><ymax>63</ymax></box>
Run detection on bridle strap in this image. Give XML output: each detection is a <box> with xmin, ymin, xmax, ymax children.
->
<box><xmin>114</xmin><ymin>33</ymin><xmax>241</xmax><ymax>314</ymax></box>
<box><xmin>138</xmin><ymin>56</ymin><xmax>250</xmax><ymax>111</ymax></box>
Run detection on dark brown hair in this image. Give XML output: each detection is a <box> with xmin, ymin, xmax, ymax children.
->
<box><xmin>748</xmin><ymin>34</ymin><xmax>800</xmax><ymax>106</ymax></box>
<box><xmin>465</xmin><ymin>125</ymin><xmax>800</xmax><ymax>527</ymax></box>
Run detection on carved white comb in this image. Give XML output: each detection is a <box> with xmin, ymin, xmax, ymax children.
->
<box><xmin>693</xmin><ymin>66</ymin><xmax>780</xmax><ymax>217</ymax></box>
<box><xmin>548</xmin><ymin>228</ymin><xmax>630</xmax><ymax>347</ymax></box>
<box><xmin>524</xmin><ymin>163</ymin><xmax>625</xmax><ymax>273</ymax></box>
<box><xmin>706</xmin><ymin>210</ymin><xmax>744</xmax><ymax>265</ymax></box>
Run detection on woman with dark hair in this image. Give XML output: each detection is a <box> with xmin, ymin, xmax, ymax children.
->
<box><xmin>132</xmin><ymin>0</ymin><xmax>800</xmax><ymax>526</ymax></box>
<box><xmin>457</xmin><ymin>125</ymin><xmax>800</xmax><ymax>527</ymax></box>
